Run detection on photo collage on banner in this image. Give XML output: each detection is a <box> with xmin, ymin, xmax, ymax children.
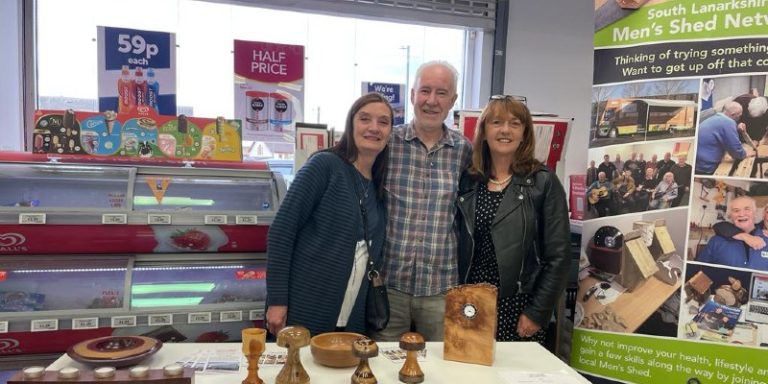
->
<box><xmin>574</xmin><ymin>1</ymin><xmax>768</xmax><ymax>383</ymax></box>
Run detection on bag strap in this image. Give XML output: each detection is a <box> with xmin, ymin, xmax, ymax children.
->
<box><xmin>348</xmin><ymin>164</ymin><xmax>379</xmax><ymax>281</ymax></box>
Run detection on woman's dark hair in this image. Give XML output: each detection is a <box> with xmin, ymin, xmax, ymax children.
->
<box><xmin>326</xmin><ymin>92</ymin><xmax>393</xmax><ymax>199</ymax></box>
<box><xmin>468</xmin><ymin>98</ymin><xmax>541</xmax><ymax>179</ymax></box>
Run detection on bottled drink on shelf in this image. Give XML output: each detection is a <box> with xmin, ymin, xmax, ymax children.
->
<box><xmin>147</xmin><ymin>68</ymin><xmax>160</xmax><ymax>112</ymax></box>
<box><xmin>117</xmin><ymin>65</ymin><xmax>136</xmax><ymax>114</ymax></box>
<box><xmin>134</xmin><ymin>67</ymin><xmax>148</xmax><ymax>107</ymax></box>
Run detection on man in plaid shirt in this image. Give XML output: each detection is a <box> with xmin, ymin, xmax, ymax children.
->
<box><xmin>376</xmin><ymin>61</ymin><xmax>472</xmax><ymax>341</ymax></box>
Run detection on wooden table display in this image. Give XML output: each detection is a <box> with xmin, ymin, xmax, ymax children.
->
<box><xmin>443</xmin><ymin>283</ymin><xmax>497</xmax><ymax>366</ymax></box>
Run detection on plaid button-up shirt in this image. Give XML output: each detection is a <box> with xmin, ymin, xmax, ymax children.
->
<box><xmin>383</xmin><ymin>123</ymin><xmax>473</xmax><ymax>296</ymax></box>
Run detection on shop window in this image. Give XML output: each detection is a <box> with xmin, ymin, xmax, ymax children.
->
<box><xmin>36</xmin><ymin>0</ymin><xmax>466</xmax><ymax>160</ymax></box>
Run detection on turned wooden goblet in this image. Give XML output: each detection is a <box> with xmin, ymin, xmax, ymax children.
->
<box><xmin>242</xmin><ymin>327</ymin><xmax>267</xmax><ymax>384</ymax></box>
<box><xmin>351</xmin><ymin>337</ymin><xmax>379</xmax><ymax>384</ymax></box>
<box><xmin>398</xmin><ymin>332</ymin><xmax>425</xmax><ymax>383</ymax></box>
<box><xmin>276</xmin><ymin>326</ymin><xmax>311</xmax><ymax>384</ymax></box>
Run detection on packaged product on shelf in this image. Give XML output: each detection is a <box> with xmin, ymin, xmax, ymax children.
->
<box><xmin>32</xmin><ymin>109</ymin><xmax>242</xmax><ymax>162</ymax></box>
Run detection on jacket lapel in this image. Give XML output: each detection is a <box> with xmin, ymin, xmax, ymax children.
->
<box><xmin>492</xmin><ymin>181</ymin><xmax>524</xmax><ymax>226</ymax></box>
<box><xmin>457</xmin><ymin>188</ymin><xmax>477</xmax><ymax>235</ymax></box>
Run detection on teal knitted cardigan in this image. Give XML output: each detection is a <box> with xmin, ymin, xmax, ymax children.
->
<box><xmin>266</xmin><ymin>152</ymin><xmax>386</xmax><ymax>335</ymax></box>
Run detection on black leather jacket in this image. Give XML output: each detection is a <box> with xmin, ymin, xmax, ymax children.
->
<box><xmin>456</xmin><ymin>166</ymin><xmax>571</xmax><ymax>327</ymax></box>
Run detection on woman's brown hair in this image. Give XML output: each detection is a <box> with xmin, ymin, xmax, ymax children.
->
<box><xmin>467</xmin><ymin>98</ymin><xmax>541</xmax><ymax>179</ymax></box>
<box><xmin>326</xmin><ymin>92</ymin><xmax>393</xmax><ymax>199</ymax></box>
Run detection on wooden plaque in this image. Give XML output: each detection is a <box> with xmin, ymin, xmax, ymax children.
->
<box><xmin>443</xmin><ymin>283</ymin><xmax>497</xmax><ymax>366</ymax></box>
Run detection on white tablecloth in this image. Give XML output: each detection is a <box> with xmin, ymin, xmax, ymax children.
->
<box><xmin>48</xmin><ymin>341</ymin><xmax>589</xmax><ymax>383</ymax></box>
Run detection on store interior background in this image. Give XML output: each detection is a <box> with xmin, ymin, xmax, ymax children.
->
<box><xmin>0</xmin><ymin>0</ymin><xmax>593</xmax><ymax>185</ymax></box>
<box><xmin>0</xmin><ymin>0</ymin><xmax>594</xmax><ymax>379</ymax></box>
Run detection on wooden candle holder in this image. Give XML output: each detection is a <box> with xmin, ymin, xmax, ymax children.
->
<box><xmin>275</xmin><ymin>326</ymin><xmax>310</xmax><ymax>384</ymax></box>
<box><xmin>398</xmin><ymin>332</ymin><xmax>425</xmax><ymax>383</ymax></box>
<box><xmin>8</xmin><ymin>366</ymin><xmax>194</xmax><ymax>384</ymax></box>
<box><xmin>351</xmin><ymin>337</ymin><xmax>378</xmax><ymax>384</ymax></box>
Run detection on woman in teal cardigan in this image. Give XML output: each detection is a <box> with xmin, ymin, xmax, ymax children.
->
<box><xmin>266</xmin><ymin>93</ymin><xmax>393</xmax><ymax>336</ymax></box>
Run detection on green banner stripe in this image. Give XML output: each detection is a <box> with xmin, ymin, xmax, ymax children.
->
<box><xmin>572</xmin><ymin>329</ymin><xmax>768</xmax><ymax>383</ymax></box>
<box><xmin>595</xmin><ymin>0</ymin><xmax>768</xmax><ymax>47</ymax></box>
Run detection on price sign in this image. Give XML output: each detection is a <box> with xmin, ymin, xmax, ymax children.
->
<box><xmin>148</xmin><ymin>314</ymin><xmax>173</xmax><ymax>326</ymax></box>
<box><xmin>19</xmin><ymin>213</ymin><xmax>46</xmax><ymax>224</ymax></box>
<box><xmin>102</xmin><ymin>214</ymin><xmax>127</xmax><ymax>224</ymax></box>
<box><xmin>117</xmin><ymin>33</ymin><xmax>159</xmax><ymax>60</ymax></box>
<box><xmin>31</xmin><ymin>319</ymin><xmax>58</xmax><ymax>332</ymax></box>
<box><xmin>188</xmin><ymin>312</ymin><xmax>212</xmax><ymax>324</ymax></box>
<box><xmin>111</xmin><ymin>316</ymin><xmax>137</xmax><ymax>328</ymax></box>
<box><xmin>249</xmin><ymin>310</ymin><xmax>265</xmax><ymax>321</ymax></box>
<box><xmin>205</xmin><ymin>215</ymin><xmax>227</xmax><ymax>225</ymax></box>
<box><xmin>72</xmin><ymin>317</ymin><xmax>99</xmax><ymax>330</ymax></box>
<box><xmin>220</xmin><ymin>311</ymin><xmax>243</xmax><ymax>322</ymax></box>
<box><xmin>236</xmin><ymin>215</ymin><xmax>258</xmax><ymax>225</ymax></box>
<box><xmin>148</xmin><ymin>214</ymin><xmax>172</xmax><ymax>225</ymax></box>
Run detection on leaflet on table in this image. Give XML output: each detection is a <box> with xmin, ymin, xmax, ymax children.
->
<box><xmin>379</xmin><ymin>347</ymin><xmax>427</xmax><ymax>364</ymax></box>
<box><xmin>175</xmin><ymin>347</ymin><xmax>287</xmax><ymax>373</ymax></box>
<box><xmin>497</xmin><ymin>370</ymin><xmax>586</xmax><ymax>384</ymax></box>
<box><xmin>32</xmin><ymin>109</ymin><xmax>242</xmax><ymax>162</ymax></box>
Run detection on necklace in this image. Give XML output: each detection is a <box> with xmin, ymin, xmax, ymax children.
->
<box><xmin>355</xmin><ymin>170</ymin><xmax>371</xmax><ymax>202</ymax></box>
<box><xmin>488</xmin><ymin>175</ymin><xmax>512</xmax><ymax>191</ymax></box>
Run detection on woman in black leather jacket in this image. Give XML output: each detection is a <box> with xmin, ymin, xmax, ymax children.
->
<box><xmin>456</xmin><ymin>97</ymin><xmax>570</xmax><ymax>343</ymax></box>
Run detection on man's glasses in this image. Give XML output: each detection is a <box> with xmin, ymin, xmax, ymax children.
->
<box><xmin>489</xmin><ymin>94</ymin><xmax>527</xmax><ymax>104</ymax></box>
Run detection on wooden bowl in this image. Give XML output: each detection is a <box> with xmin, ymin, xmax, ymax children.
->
<box><xmin>309</xmin><ymin>332</ymin><xmax>365</xmax><ymax>368</ymax></box>
<box><xmin>67</xmin><ymin>336</ymin><xmax>162</xmax><ymax>367</ymax></box>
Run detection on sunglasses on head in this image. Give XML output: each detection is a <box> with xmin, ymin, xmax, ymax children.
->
<box><xmin>489</xmin><ymin>94</ymin><xmax>527</xmax><ymax>104</ymax></box>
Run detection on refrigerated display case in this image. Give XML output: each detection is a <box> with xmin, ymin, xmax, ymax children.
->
<box><xmin>0</xmin><ymin>153</ymin><xmax>284</xmax><ymax>356</ymax></box>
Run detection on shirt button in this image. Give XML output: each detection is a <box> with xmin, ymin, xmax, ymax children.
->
<box><xmin>460</xmin><ymin>197</ymin><xmax>464</xmax><ymax>202</ymax></box>
<box><xmin>518</xmin><ymin>195</ymin><xmax>524</xmax><ymax>200</ymax></box>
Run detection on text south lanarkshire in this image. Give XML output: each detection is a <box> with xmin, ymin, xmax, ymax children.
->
<box><xmin>648</xmin><ymin>0</ymin><xmax>768</xmax><ymax>20</ymax></box>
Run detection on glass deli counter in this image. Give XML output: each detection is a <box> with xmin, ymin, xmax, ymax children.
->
<box><xmin>0</xmin><ymin>153</ymin><xmax>284</xmax><ymax>356</ymax></box>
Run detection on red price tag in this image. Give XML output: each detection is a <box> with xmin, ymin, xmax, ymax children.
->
<box><xmin>0</xmin><ymin>271</ymin><xmax>6</xmax><ymax>281</ymax></box>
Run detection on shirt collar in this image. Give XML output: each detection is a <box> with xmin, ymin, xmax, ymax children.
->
<box><xmin>402</xmin><ymin>122</ymin><xmax>456</xmax><ymax>147</ymax></box>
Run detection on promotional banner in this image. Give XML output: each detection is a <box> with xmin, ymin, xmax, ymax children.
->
<box><xmin>362</xmin><ymin>82</ymin><xmax>406</xmax><ymax>126</ymax></box>
<box><xmin>97</xmin><ymin>26</ymin><xmax>177</xmax><ymax>116</ymax></box>
<box><xmin>574</xmin><ymin>1</ymin><xmax>768</xmax><ymax>383</ymax></box>
<box><xmin>234</xmin><ymin>40</ymin><xmax>304</xmax><ymax>160</ymax></box>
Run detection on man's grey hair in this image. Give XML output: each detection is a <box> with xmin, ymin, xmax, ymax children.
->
<box><xmin>748</xmin><ymin>96</ymin><xmax>768</xmax><ymax>118</ymax></box>
<box><xmin>414</xmin><ymin>60</ymin><xmax>459</xmax><ymax>94</ymax></box>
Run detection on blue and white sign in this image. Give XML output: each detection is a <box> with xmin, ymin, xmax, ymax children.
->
<box><xmin>363</xmin><ymin>82</ymin><xmax>405</xmax><ymax>126</ymax></box>
<box><xmin>97</xmin><ymin>26</ymin><xmax>176</xmax><ymax>115</ymax></box>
